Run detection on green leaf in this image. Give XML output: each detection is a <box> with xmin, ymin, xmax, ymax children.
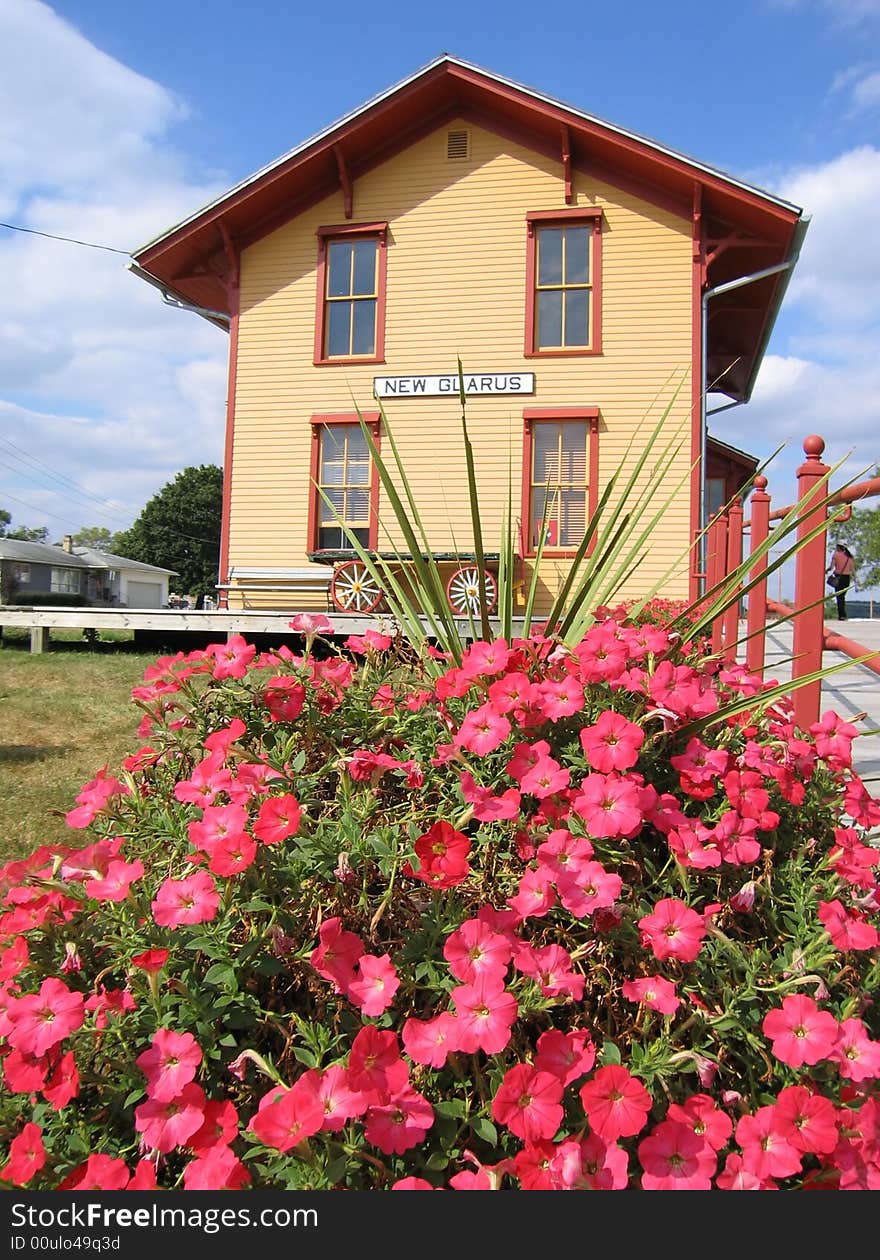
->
<box><xmin>471</xmin><ymin>1117</ymin><xmax>497</xmax><ymax>1144</ymax></box>
<box><xmin>602</xmin><ymin>1039</ymin><xmax>622</xmax><ymax>1065</ymax></box>
<box><xmin>204</xmin><ymin>962</ymin><xmax>236</xmax><ymax>987</ymax></box>
<box><xmin>434</xmin><ymin>1098</ymin><xmax>467</xmax><ymax>1118</ymax></box>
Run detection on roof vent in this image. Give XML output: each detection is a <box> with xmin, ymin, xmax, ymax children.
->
<box><xmin>446</xmin><ymin>129</ymin><xmax>470</xmax><ymax>160</ymax></box>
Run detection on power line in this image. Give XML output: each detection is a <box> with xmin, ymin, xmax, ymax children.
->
<box><xmin>0</xmin><ymin>221</ymin><xmax>131</xmax><ymax>256</ymax></box>
<box><xmin>0</xmin><ymin>446</ymin><xmax>133</xmax><ymax>529</ymax></box>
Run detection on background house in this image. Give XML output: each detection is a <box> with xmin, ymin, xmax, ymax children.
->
<box><xmin>0</xmin><ymin>536</ymin><xmax>176</xmax><ymax>608</ymax></box>
<box><xmin>131</xmin><ymin>56</ymin><xmax>807</xmax><ymax>617</ymax></box>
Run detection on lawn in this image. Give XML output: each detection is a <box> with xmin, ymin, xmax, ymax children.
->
<box><xmin>0</xmin><ymin>630</ymin><xmax>159</xmax><ymax>864</ymax></box>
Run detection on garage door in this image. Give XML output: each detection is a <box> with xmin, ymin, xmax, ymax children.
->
<box><xmin>126</xmin><ymin>581</ymin><xmax>163</xmax><ymax>608</ymax></box>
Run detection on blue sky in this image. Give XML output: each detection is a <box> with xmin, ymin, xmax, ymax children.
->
<box><xmin>1</xmin><ymin>0</ymin><xmax>878</xmax><ymax>593</ymax></box>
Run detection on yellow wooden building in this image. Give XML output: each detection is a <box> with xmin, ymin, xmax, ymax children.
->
<box><xmin>131</xmin><ymin>56</ymin><xmax>807</xmax><ymax>619</ymax></box>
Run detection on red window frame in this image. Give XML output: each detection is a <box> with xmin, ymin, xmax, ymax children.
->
<box><xmin>313</xmin><ymin>223</ymin><xmax>388</xmax><ymax>366</ymax></box>
<box><xmin>308</xmin><ymin>413</ymin><xmax>381</xmax><ymax>554</ymax></box>
<box><xmin>521</xmin><ymin>407</ymin><xmax>600</xmax><ymax>558</ymax></box>
<box><xmin>524</xmin><ymin>208</ymin><xmax>603</xmax><ymax>358</ymax></box>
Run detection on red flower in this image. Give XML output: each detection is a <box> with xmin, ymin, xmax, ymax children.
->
<box><xmin>492</xmin><ymin>1063</ymin><xmax>563</xmax><ymax>1143</ymax></box>
<box><xmin>0</xmin><ymin>1122</ymin><xmax>46</xmax><ymax>1186</ymax></box>
<box><xmin>579</xmin><ymin>1064</ymin><xmax>651</xmax><ymax>1141</ymax></box>
<box><xmin>638</xmin><ymin>898</ymin><xmax>708</xmax><ymax>963</ymax></box>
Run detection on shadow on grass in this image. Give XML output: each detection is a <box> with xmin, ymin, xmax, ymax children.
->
<box><xmin>0</xmin><ymin>743</ymin><xmax>70</xmax><ymax>765</ymax></box>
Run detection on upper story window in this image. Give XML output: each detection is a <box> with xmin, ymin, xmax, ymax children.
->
<box><xmin>522</xmin><ymin>407</ymin><xmax>600</xmax><ymax>554</ymax></box>
<box><xmin>524</xmin><ymin>209</ymin><xmax>602</xmax><ymax>357</ymax></box>
<box><xmin>308</xmin><ymin>414</ymin><xmax>380</xmax><ymax>552</ymax></box>
<box><xmin>314</xmin><ymin>223</ymin><xmax>388</xmax><ymax>365</ymax></box>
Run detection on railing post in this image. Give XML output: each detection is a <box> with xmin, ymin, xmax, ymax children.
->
<box><xmin>746</xmin><ymin>475</ymin><xmax>770</xmax><ymax>677</ymax></box>
<box><xmin>792</xmin><ymin>435</ymin><xmax>830</xmax><ymax>730</ymax></box>
<box><xmin>722</xmin><ymin>501</ymin><xmax>743</xmax><ymax>662</ymax></box>
<box><xmin>707</xmin><ymin>513</ymin><xmax>726</xmax><ymax>655</ymax></box>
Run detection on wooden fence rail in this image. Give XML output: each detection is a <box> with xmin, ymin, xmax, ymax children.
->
<box><xmin>712</xmin><ymin>434</ymin><xmax>880</xmax><ymax>729</ymax></box>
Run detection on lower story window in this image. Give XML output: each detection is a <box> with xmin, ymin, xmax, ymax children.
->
<box><xmin>51</xmin><ymin>567</ymin><xmax>80</xmax><ymax>594</ymax></box>
<box><xmin>309</xmin><ymin>414</ymin><xmax>380</xmax><ymax>552</ymax></box>
<box><xmin>522</xmin><ymin>408</ymin><xmax>600</xmax><ymax>552</ymax></box>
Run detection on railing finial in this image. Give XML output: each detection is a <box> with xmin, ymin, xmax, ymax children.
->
<box><xmin>803</xmin><ymin>434</ymin><xmax>825</xmax><ymax>461</ymax></box>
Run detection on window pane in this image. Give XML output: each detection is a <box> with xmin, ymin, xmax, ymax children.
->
<box><xmin>351</xmin><ymin>298</ymin><xmax>376</xmax><ymax>355</ymax></box>
<box><xmin>537</xmin><ymin>228</ymin><xmax>563</xmax><ymax>285</ymax></box>
<box><xmin>321</xmin><ymin>460</ymin><xmax>345</xmax><ymax>486</ymax></box>
<box><xmin>326</xmin><ymin>302</ymin><xmax>352</xmax><ymax>356</ymax></box>
<box><xmin>532</xmin><ymin>425</ymin><xmax>560</xmax><ymax>483</ymax></box>
<box><xmin>537</xmin><ymin>290</ymin><xmax>562</xmax><ymax>348</ymax></box>
<box><xmin>559</xmin><ymin>489</ymin><xmax>586</xmax><ymax>546</ymax></box>
<box><xmin>564</xmin><ymin>289</ymin><xmax>590</xmax><ymax>346</ymax></box>
<box><xmin>352</xmin><ymin>240</ymin><xmax>377</xmax><ymax>295</ymax></box>
<box><xmin>318</xmin><ymin>524</ymin><xmax>345</xmax><ymax>550</ymax></box>
<box><xmin>530</xmin><ymin>488</ymin><xmax>551</xmax><ymax>545</ymax></box>
<box><xmin>559</xmin><ymin>422</ymin><xmax>587</xmax><ymax>479</ymax></box>
<box><xmin>564</xmin><ymin>227</ymin><xmax>590</xmax><ymax>284</ymax></box>
<box><xmin>320</xmin><ymin>487</ymin><xmax>345</xmax><ymax>519</ymax></box>
<box><xmin>344</xmin><ymin>427</ymin><xmax>369</xmax><ymax>461</ymax></box>
<box><xmin>345</xmin><ymin>487</ymin><xmax>370</xmax><ymax>522</ymax></box>
<box><xmin>327</xmin><ymin>242</ymin><xmax>354</xmax><ymax>297</ymax></box>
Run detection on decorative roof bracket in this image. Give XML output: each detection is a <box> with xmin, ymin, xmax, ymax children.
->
<box><xmin>334</xmin><ymin>145</ymin><xmax>353</xmax><ymax>219</ymax></box>
<box><xmin>560</xmin><ymin>125</ymin><xmax>573</xmax><ymax>204</ymax></box>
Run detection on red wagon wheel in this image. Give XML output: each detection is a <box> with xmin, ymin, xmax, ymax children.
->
<box><xmin>330</xmin><ymin>560</ymin><xmax>383</xmax><ymax>613</ymax></box>
<box><xmin>446</xmin><ymin>565</ymin><xmax>498</xmax><ymax>616</ymax></box>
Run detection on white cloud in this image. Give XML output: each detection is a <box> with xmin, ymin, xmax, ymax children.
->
<box><xmin>0</xmin><ymin>0</ymin><xmax>228</xmax><ymax>535</ymax></box>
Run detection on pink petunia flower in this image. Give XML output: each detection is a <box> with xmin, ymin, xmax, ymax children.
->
<box><xmin>454</xmin><ymin>704</ymin><xmax>511</xmax><ymax>756</ymax></box>
<box><xmin>402</xmin><ymin>1012</ymin><xmax>460</xmax><ymax>1068</ymax></box>
<box><xmin>134</xmin><ymin>1082</ymin><xmax>207</xmax><ymax>1154</ymax></box>
<box><xmin>363</xmin><ymin>1080</ymin><xmax>434</xmax><ymax>1155</ymax></box>
<box><xmin>774</xmin><ymin>1085</ymin><xmax>839</xmax><ymax>1155</ymax></box>
<box><xmin>571</xmin><ymin>772</ymin><xmax>644</xmax><ymax>839</ymax></box>
<box><xmin>247</xmin><ymin>1076</ymin><xmax>325</xmax><ymax>1152</ymax></box>
<box><xmin>452</xmin><ymin>974</ymin><xmax>518</xmax><ymax>1055</ymax></box>
<box><xmin>136</xmin><ymin>1028</ymin><xmax>203</xmax><ymax>1102</ymax></box>
<box><xmin>579</xmin><ymin>710</ymin><xmax>645</xmax><ymax>773</ymax></box>
<box><xmin>443</xmin><ymin>918</ymin><xmax>512</xmax><ymax>984</ymax></box>
<box><xmin>253</xmin><ymin>794</ymin><xmax>302</xmax><ymax>846</ymax></box>
<box><xmin>5</xmin><ymin>978</ymin><xmax>85</xmax><ymax>1057</ymax></box>
<box><xmin>638</xmin><ymin>898</ymin><xmax>708</xmax><ymax>963</ymax></box>
<box><xmin>830</xmin><ymin>1017</ymin><xmax>880</xmax><ymax>1082</ymax></box>
<box><xmin>621</xmin><ymin>975</ymin><xmax>681</xmax><ymax>1016</ymax></box>
<box><xmin>533</xmin><ymin>1028</ymin><xmax>596</xmax><ymax>1086</ymax></box>
<box><xmin>762</xmin><ymin>994</ymin><xmax>839</xmax><ymax>1070</ymax></box>
<box><xmin>151</xmin><ymin>870</ymin><xmax>220</xmax><ymax>929</ymax></box>
<box><xmin>579</xmin><ymin>1064</ymin><xmax>652</xmax><ymax>1141</ymax></box>
<box><xmin>347</xmin><ymin>953</ymin><xmax>400</xmax><ymax>1017</ymax></box>
<box><xmin>735</xmin><ymin>1105</ymin><xmax>803</xmax><ymax>1181</ymax></box>
<box><xmin>0</xmin><ymin>1122</ymin><xmax>46</xmax><ymax>1186</ymax></box>
<box><xmin>492</xmin><ymin>1063</ymin><xmax>564</xmax><ymax>1143</ymax></box>
<box><xmin>638</xmin><ymin>1118</ymin><xmax>717</xmax><ymax>1189</ymax></box>
<box><xmin>310</xmin><ymin>917</ymin><xmax>364</xmax><ymax>994</ymax></box>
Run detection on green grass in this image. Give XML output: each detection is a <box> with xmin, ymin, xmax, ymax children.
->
<box><xmin>0</xmin><ymin>633</ymin><xmax>158</xmax><ymax>864</ymax></box>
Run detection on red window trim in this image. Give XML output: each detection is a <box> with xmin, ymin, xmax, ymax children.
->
<box><xmin>308</xmin><ymin>413</ymin><xmax>381</xmax><ymax>553</ymax></box>
<box><xmin>521</xmin><ymin>407</ymin><xmax>600</xmax><ymax>559</ymax></box>
<box><xmin>313</xmin><ymin>223</ymin><xmax>388</xmax><ymax>366</ymax></box>
<box><xmin>523</xmin><ymin>208</ymin><xmax>603</xmax><ymax>359</ymax></box>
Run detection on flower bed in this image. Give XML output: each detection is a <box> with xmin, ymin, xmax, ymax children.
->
<box><xmin>1</xmin><ymin>606</ymin><xmax>879</xmax><ymax>1190</ymax></box>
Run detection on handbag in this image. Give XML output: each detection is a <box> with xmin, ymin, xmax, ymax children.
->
<box><xmin>827</xmin><ymin>574</ymin><xmax>840</xmax><ymax>589</ymax></box>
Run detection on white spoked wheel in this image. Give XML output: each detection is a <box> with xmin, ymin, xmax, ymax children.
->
<box><xmin>330</xmin><ymin>560</ymin><xmax>383</xmax><ymax>613</ymax></box>
<box><xmin>446</xmin><ymin>566</ymin><xmax>498</xmax><ymax>616</ymax></box>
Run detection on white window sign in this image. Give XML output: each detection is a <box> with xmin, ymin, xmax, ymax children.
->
<box><xmin>374</xmin><ymin>372</ymin><xmax>535</xmax><ymax>398</ymax></box>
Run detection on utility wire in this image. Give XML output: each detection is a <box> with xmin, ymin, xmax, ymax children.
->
<box><xmin>0</xmin><ymin>221</ymin><xmax>131</xmax><ymax>256</ymax></box>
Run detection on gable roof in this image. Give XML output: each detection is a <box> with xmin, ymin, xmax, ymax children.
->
<box><xmin>0</xmin><ymin>539</ymin><xmax>92</xmax><ymax>568</ymax></box>
<box><xmin>71</xmin><ymin>546</ymin><xmax>178</xmax><ymax>577</ymax></box>
<box><xmin>130</xmin><ymin>54</ymin><xmax>807</xmax><ymax>405</ymax></box>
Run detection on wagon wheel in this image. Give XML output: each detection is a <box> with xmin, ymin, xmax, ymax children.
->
<box><xmin>330</xmin><ymin>560</ymin><xmax>384</xmax><ymax>613</ymax></box>
<box><xmin>446</xmin><ymin>565</ymin><xmax>498</xmax><ymax>616</ymax></box>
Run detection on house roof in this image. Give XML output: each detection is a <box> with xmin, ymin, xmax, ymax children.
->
<box><xmin>130</xmin><ymin>54</ymin><xmax>807</xmax><ymax>406</ymax></box>
<box><xmin>0</xmin><ymin>539</ymin><xmax>92</xmax><ymax>568</ymax></box>
<box><xmin>71</xmin><ymin>546</ymin><xmax>178</xmax><ymax>577</ymax></box>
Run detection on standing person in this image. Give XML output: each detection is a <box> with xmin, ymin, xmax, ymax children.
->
<box><xmin>827</xmin><ymin>542</ymin><xmax>855</xmax><ymax>621</ymax></box>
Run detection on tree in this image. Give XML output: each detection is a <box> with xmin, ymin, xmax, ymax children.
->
<box><xmin>113</xmin><ymin>465</ymin><xmax>223</xmax><ymax>603</ymax></box>
<box><xmin>0</xmin><ymin>511</ymin><xmax>49</xmax><ymax>542</ymax></box>
<box><xmin>74</xmin><ymin>526</ymin><xmax>116</xmax><ymax>551</ymax></box>
<box><xmin>841</xmin><ymin>502</ymin><xmax>880</xmax><ymax>593</ymax></box>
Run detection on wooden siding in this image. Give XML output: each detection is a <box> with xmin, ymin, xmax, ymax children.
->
<box><xmin>228</xmin><ymin>121</ymin><xmax>694</xmax><ymax>612</ymax></box>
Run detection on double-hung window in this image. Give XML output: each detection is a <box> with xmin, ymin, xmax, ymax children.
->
<box><xmin>525</xmin><ymin>209</ymin><xmax>602</xmax><ymax>356</ymax></box>
<box><xmin>314</xmin><ymin>223</ymin><xmax>388</xmax><ymax>364</ymax></box>
<box><xmin>309</xmin><ymin>414</ymin><xmax>380</xmax><ymax>552</ymax></box>
<box><xmin>51</xmin><ymin>567</ymin><xmax>81</xmax><ymax>594</ymax></box>
<box><xmin>522</xmin><ymin>408</ymin><xmax>599</xmax><ymax>553</ymax></box>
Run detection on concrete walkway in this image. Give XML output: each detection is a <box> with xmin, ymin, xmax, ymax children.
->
<box><xmin>746</xmin><ymin>617</ymin><xmax>880</xmax><ymax>788</ymax></box>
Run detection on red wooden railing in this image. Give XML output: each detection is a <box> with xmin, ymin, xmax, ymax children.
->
<box><xmin>709</xmin><ymin>435</ymin><xmax>880</xmax><ymax>730</ymax></box>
